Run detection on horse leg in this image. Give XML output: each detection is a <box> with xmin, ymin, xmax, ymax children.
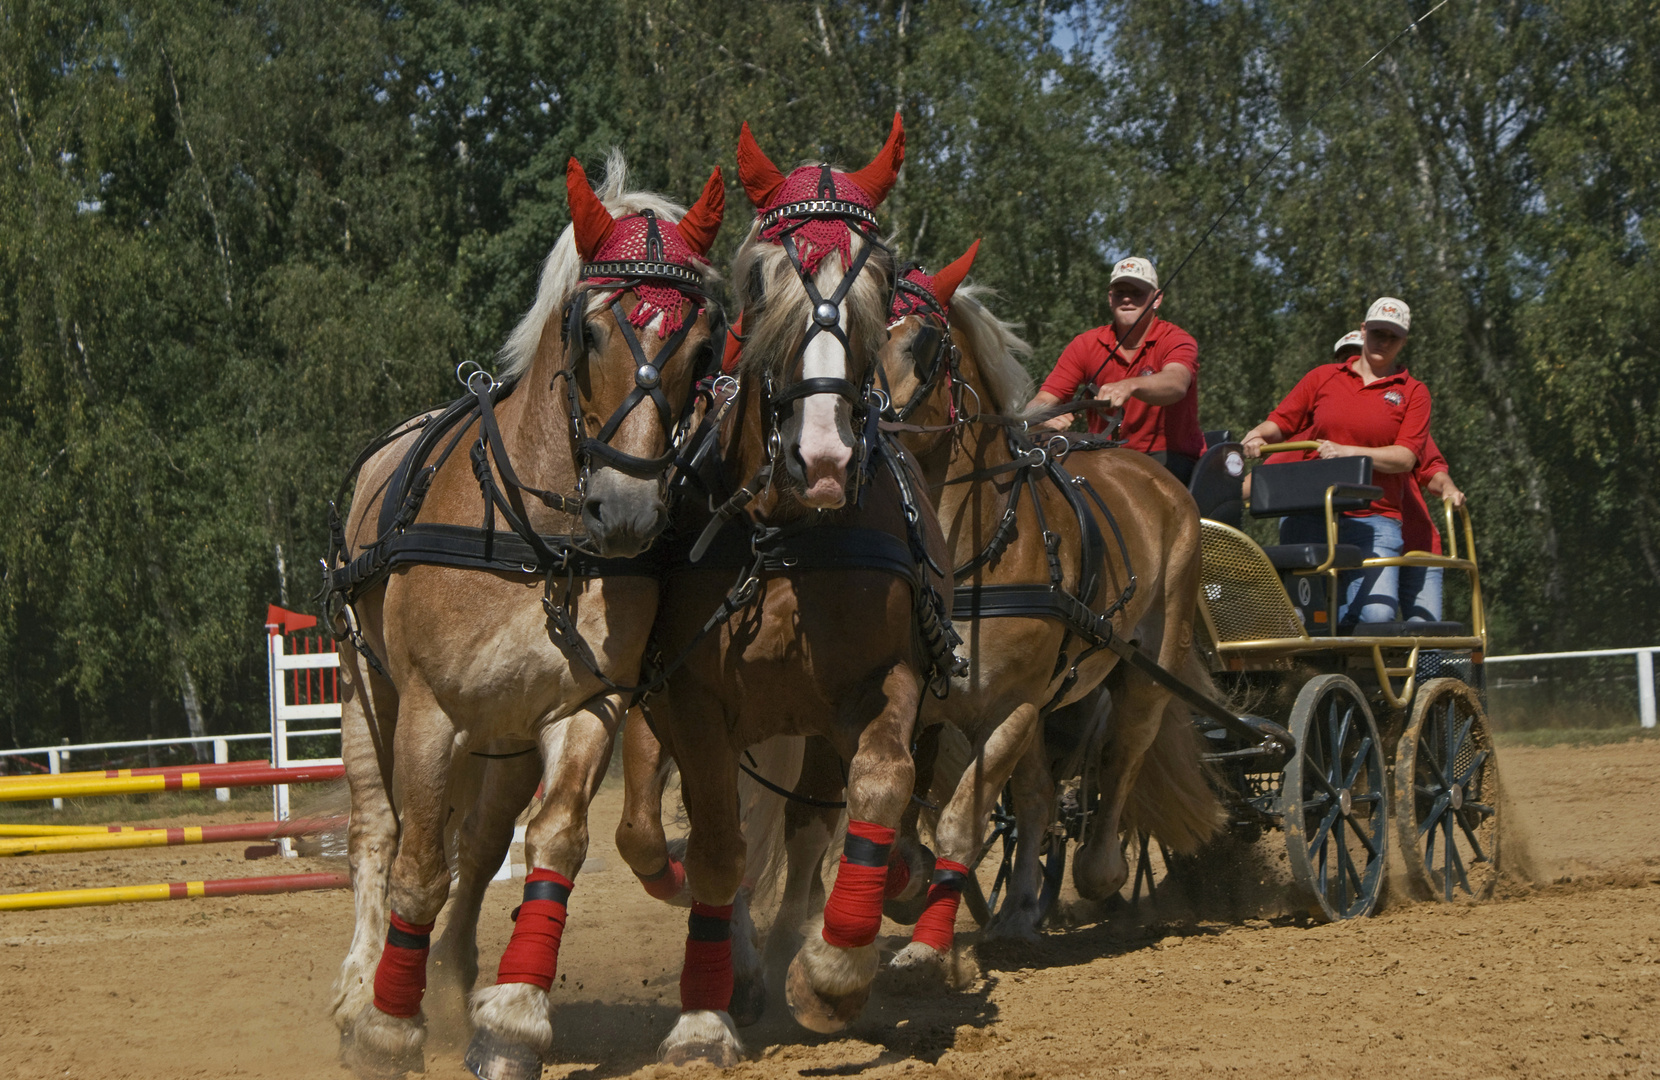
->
<box><xmin>787</xmin><ymin>665</ymin><xmax>919</xmax><ymax>1033</ymax></box>
<box><xmin>763</xmin><ymin>736</ymin><xmax>843</xmax><ymax>976</ymax></box>
<box><xmin>884</xmin><ymin>721</ymin><xmax>942</xmax><ymax>925</ymax></box>
<box><xmin>614</xmin><ymin>704</ymin><xmax>688</xmax><ymax>904</ymax></box>
<box><xmin>465</xmin><ymin>696</ymin><xmax>625</xmax><ymax>1080</ymax></box>
<box><xmin>890</xmin><ymin>703</ymin><xmax>1040</xmax><ymax>984</ymax></box>
<box><xmin>428</xmin><ymin>746</ymin><xmax>542</xmax><ymax>1025</ymax></box>
<box><xmin>992</xmin><ymin>734</ymin><xmax>1056</xmax><ymax>940</ymax></box>
<box><xmin>1072</xmin><ymin>675</ymin><xmax>1172</xmax><ymax>900</ymax></box>
<box><xmin>341</xmin><ymin>689</ymin><xmax>457</xmax><ymax>1079</ymax></box>
<box><xmin>330</xmin><ymin>650</ymin><xmax>401</xmax><ymax>1034</ymax></box>
<box><xmin>657</xmin><ymin>710</ymin><xmax>749</xmax><ymax>1067</ymax></box>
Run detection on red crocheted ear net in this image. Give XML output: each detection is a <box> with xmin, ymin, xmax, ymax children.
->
<box><xmin>566</xmin><ymin>158</ymin><xmax>616</xmax><ymax>261</ymax></box>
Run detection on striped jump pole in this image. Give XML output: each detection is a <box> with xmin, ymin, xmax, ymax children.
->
<box><xmin>0</xmin><ymin>816</ymin><xmax>346</xmax><ymax>856</ymax></box>
<box><xmin>0</xmin><ymin>871</ymin><xmax>351</xmax><ymax>911</ymax></box>
<box><xmin>0</xmin><ymin>823</ymin><xmax>160</xmax><ymax>837</ymax></box>
<box><xmin>0</xmin><ymin>764</ymin><xmax>345</xmax><ymax>803</ymax></box>
<box><xmin>0</xmin><ymin>761</ymin><xmax>268</xmax><ymax>788</ymax></box>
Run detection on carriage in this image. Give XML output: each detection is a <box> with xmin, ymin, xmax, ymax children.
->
<box><xmin>973</xmin><ymin>436</ymin><xmax>1500</xmax><ymax>925</ymax></box>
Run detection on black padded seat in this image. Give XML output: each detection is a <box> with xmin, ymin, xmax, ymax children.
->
<box><xmin>1343</xmin><ymin>620</ymin><xmax>1468</xmax><ymax>638</ymax></box>
<box><xmin>1263</xmin><ymin>543</ymin><xmax>1366</xmax><ymax>570</ymax></box>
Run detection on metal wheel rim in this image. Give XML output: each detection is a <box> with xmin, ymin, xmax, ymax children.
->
<box><xmin>1394</xmin><ymin>678</ymin><xmax>1500</xmax><ymax>901</ymax></box>
<box><xmin>1282</xmin><ymin>674</ymin><xmax>1389</xmax><ymax>921</ymax></box>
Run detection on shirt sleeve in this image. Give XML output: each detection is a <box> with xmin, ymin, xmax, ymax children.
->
<box><xmin>1038</xmin><ymin>333</ymin><xmax>1100</xmax><ymax>401</ymax></box>
<box><xmin>1155</xmin><ymin>330</ymin><xmax>1198</xmax><ymax>375</ymax></box>
<box><xmin>1265</xmin><ymin>367</ymin><xmax>1323</xmax><ymax>437</ymax></box>
<box><xmin>1394</xmin><ymin>382</ymin><xmax>1432</xmax><ymax>461</ymax></box>
<box><xmin>1415</xmin><ymin>433</ymin><xmax>1448</xmax><ymax>485</ymax></box>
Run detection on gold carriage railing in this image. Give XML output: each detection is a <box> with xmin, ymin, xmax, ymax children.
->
<box><xmin>1197</xmin><ymin>443</ymin><xmax>1487</xmax><ymax>709</ymax></box>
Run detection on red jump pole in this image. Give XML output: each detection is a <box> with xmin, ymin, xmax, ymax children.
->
<box><xmin>0</xmin><ymin>872</ymin><xmax>351</xmax><ymax>911</ymax></box>
<box><xmin>0</xmin><ymin>816</ymin><xmax>347</xmax><ymax>856</ymax></box>
<box><xmin>0</xmin><ymin>764</ymin><xmax>345</xmax><ymax>803</ymax></box>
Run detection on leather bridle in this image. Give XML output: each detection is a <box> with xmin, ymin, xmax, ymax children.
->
<box><xmin>881</xmin><ymin>271</ymin><xmax>961</xmax><ymax>425</ymax></box>
<box><xmin>555</xmin><ymin>209</ymin><xmax>720</xmax><ymax>496</ymax></box>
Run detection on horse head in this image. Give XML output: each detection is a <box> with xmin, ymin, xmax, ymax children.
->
<box><xmin>730</xmin><ymin>115</ymin><xmax>904</xmax><ymax>510</ymax></box>
<box><xmin>502</xmin><ymin>155</ymin><xmax>724</xmax><ymax>557</ymax></box>
<box><xmin>879</xmin><ymin>239</ymin><xmax>980</xmax><ymax>427</ymax></box>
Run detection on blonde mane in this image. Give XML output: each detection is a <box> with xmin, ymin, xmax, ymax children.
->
<box><xmin>730</xmin><ymin>209</ymin><xmax>894</xmax><ymax>380</ymax></box>
<box><xmin>948</xmin><ymin>283</ymin><xmax>1033</xmax><ymax>414</ymax></box>
<box><xmin>498</xmin><ymin>150</ymin><xmax>716</xmax><ymax>380</ymax></box>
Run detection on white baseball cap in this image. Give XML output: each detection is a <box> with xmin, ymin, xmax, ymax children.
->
<box><xmin>1332</xmin><ymin>330</ymin><xmax>1364</xmax><ymax>356</ymax></box>
<box><xmin>1365</xmin><ymin>296</ymin><xmax>1411</xmax><ymax>334</ymax></box>
<box><xmin>1109</xmin><ymin>257</ymin><xmax>1158</xmax><ymax>291</ymax></box>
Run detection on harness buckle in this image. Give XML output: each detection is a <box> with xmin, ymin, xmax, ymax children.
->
<box><xmin>1046</xmin><ymin>434</ymin><xmax>1072</xmax><ymax>462</ymax></box>
<box><xmin>455</xmin><ymin>360</ymin><xmax>492</xmax><ymax>389</ymax></box>
<box><xmin>870</xmin><ymin>387</ymin><xmax>891</xmax><ymax>415</ymax></box>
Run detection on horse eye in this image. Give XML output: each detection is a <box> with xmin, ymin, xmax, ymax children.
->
<box><xmin>582</xmin><ymin>325</ymin><xmax>601</xmax><ymax>354</ymax></box>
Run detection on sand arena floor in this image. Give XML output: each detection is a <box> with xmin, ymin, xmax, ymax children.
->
<box><xmin>2</xmin><ymin>739</ymin><xmax>1657</xmax><ymax>1079</ymax></box>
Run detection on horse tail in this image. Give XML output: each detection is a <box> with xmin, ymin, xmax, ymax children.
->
<box><xmin>1120</xmin><ymin>500</ymin><xmax>1224</xmax><ymax>855</ymax></box>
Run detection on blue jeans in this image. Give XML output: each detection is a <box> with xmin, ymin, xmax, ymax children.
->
<box><xmin>1279</xmin><ymin>513</ymin><xmax>1404</xmax><ymax>627</ymax></box>
<box><xmin>1398</xmin><ymin>566</ymin><xmax>1443</xmax><ymax>622</ymax></box>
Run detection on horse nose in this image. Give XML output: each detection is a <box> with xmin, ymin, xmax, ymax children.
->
<box><xmin>582</xmin><ymin>491</ymin><xmax>667</xmax><ymax>558</ymax></box>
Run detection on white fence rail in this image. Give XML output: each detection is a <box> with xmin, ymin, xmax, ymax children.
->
<box><xmin>1485</xmin><ymin>646</ymin><xmax>1657</xmax><ymax>729</ymax></box>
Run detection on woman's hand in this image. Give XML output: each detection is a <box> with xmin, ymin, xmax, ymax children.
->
<box><xmin>1242</xmin><ymin>434</ymin><xmax>1268</xmax><ymax>459</ymax></box>
<box><xmin>1316</xmin><ymin>440</ymin><xmax>1349</xmax><ymax>460</ymax></box>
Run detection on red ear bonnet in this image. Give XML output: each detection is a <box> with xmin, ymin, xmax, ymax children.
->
<box><xmin>931</xmin><ymin>240</ymin><xmax>980</xmax><ymax>307</ymax></box>
<box><xmin>676</xmin><ymin>167</ymin><xmax>725</xmax><ymax>256</ymax></box>
<box><xmin>566</xmin><ymin>158</ymin><xmax>616</xmax><ymax>261</ymax></box>
<box><xmin>844</xmin><ymin>112</ymin><xmax>905</xmax><ymax>207</ymax></box>
<box><xmin>736</xmin><ymin>123</ymin><xmax>787</xmax><ymax>209</ymax></box>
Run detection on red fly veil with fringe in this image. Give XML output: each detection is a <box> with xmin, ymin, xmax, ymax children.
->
<box><xmin>567</xmin><ymin>159</ymin><xmax>724</xmax><ymax>337</ymax></box>
<box><xmin>889</xmin><ymin>239</ymin><xmax>980</xmax><ymax>323</ymax></box>
<box><xmin>736</xmin><ymin>114</ymin><xmax>904</xmax><ymax>276</ymax></box>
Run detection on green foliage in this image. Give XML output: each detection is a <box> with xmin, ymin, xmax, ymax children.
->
<box><xmin>1</xmin><ymin>0</ymin><xmax>1655</xmax><ymax>750</ymax></box>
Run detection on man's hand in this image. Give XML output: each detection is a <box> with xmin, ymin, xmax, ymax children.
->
<box><xmin>1038</xmin><ymin>411</ymin><xmax>1074</xmax><ymax>432</ymax></box>
<box><xmin>1242</xmin><ymin>435</ymin><xmax>1268</xmax><ymax>459</ymax></box>
<box><xmin>1094</xmin><ymin>380</ymin><xmax>1139</xmax><ymax>409</ymax></box>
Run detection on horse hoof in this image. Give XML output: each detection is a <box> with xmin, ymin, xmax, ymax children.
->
<box><xmin>339</xmin><ymin>1029</ymin><xmax>425</xmax><ymax>1080</ymax></box>
<box><xmin>785</xmin><ymin>953</ymin><xmax>870</xmax><ymax>1034</ymax></box>
<box><xmin>883</xmin><ymin>892</ymin><xmax>928</xmax><ymax>926</ymax></box>
<box><xmin>463</xmin><ymin>1028</ymin><xmax>543</xmax><ymax>1080</ymax></box>
<box><xmin>660</xmin><ymin>1039</ymin><xmax>741</xmax><ymax>1068</ymax></box>
<box><xmin>729</xmin><ymin>972</ymin><xmax>767</xmax><ymax>1028</ymax></box>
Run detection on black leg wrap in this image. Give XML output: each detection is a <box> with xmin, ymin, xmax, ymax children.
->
<box><xmin>843</xmin><ymin>834</ymin><xmax>892</xmax><ymax>868</ymax></box>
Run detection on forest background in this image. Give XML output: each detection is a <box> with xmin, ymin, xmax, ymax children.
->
<box><xmin>1</xmin><ymin>0</ymin><xmax>1655</xmax><ymax>751</ymax></box>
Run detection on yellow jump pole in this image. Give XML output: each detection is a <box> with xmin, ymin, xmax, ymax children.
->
<box><xmin>0</xmin><ymin>764</ymin><xmax>345</xmax><ymax>803</ymax></box>
<box><xmin>0</xmin><ymin>871</ymin><xmax>351</xmax><ymax>911</ymax></box>
<box><xmin>0</xmin><ymin>824</ymin><xmax>151</xmax><ymax>837</ymax></box>
<box><xmin>0</xmin><ymin>816</ymin><xmax>345</xmax><ymax>856</ymax></box>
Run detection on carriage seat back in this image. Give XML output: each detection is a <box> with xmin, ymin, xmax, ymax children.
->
<box><xmin>1189</xmin><ymin>441</ymin><xmax>1246</xmax><ymax>527</ymax></box>
<box><xmin>1249</xmin><ymin>457</ymin><xmax>1381</xmax><ymax>518</ymax></box>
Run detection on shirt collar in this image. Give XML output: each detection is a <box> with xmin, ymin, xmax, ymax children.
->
<box><xmin>1339</xmin><ymin>358</ymin><xmax>1411</xmax><ymax>387</ymax></box>
<box><xmin>1094</xmin><ymin>315</ymin><xmax>1164</xmax><ymax>354</ymax></box>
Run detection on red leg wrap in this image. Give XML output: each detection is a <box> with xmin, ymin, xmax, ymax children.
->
<box><xmin>822</xmin><ymin>820</ymin><xmax>894</xmax><ymax>949</ymax></box>
<box><xmin>495</xmin><ymin>869</ymin><xmax>572</xmax><ymax>990</ymax></box>
<box><xmin>884</xmin><ymin>853</ymin><xmax>912</xmax><ymax>899</ymax></box>
<box><xmin>373</xmin><ymin>913</ymin><xmax>435</xmax><ymax>1019</ymax></box>
<box><xmin>637</xmin><ymin>857</ymin><xmax>686</xmax><ymax>902</ymax></box>
<box><xmin>680</xmin><ymin>902</ymin><xmax>734</xmax><ymax>1013</ymax></box>
<box><xmin>910</xmin><ymin>859</ymin><xmax>969</xmax><ymax>952</ymax></box>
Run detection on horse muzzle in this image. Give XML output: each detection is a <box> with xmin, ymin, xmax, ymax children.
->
<box><xmin>581</xmin><ymin>468</ymin><xmax>668</xmax><ymax>557</ymax></box>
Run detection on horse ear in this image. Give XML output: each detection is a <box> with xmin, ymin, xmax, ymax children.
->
<box><xmin>844</xmin><ymin>112</ymin><xmax>905</xmax><ymax>207</ymax></box>
<box><xmin>931</xmin><ymin>239</ymin><xmax>980</xmax><ymax>307</ymax></box>
<box><xmin>566</xmin><ymin>157</ymin><xmax>616</xmax><ymax>261</ymax></box>
<box><xmin>736</xmin><ymin>122</ymin><xmax>787</xmax><ymax>208</ymax></box>
<box><xmin>677</xmin><ymin>167</ymin><xmax>725</xmax><ymax>255</ymax></box>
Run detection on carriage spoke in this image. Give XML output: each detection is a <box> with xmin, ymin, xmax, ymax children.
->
<box><xmin>1444</xmin><ymin>815</ymin><xmax>1471</xmax><ymax>895</ymax></box>
<box><xmin>1456</xmin><ymin>811</ymin><xmax>1490</xmax><ymax>864</ymax></box>
<box><xmin>1307</xmin><ymin>801</ymin><xmax>1344</xmax><ymax>859</ymax></box>
<box><xmin>1464</xmin><ymin>801</ymin><xmax>1494</xmax><ymax>817</ymax></box>
<box><xmin>1336</xmin><ymin>824</ymin><xmax>1363</xmax><ymax>907</ymax></box>
<box><xmin>1341</xmin><ymin>736</ymin><xmax>1374</xmax><ymax>790</ymax></box>
<box><xmin>1416</xmin><ymin>792</ymin><xmax>1451</xmax><ymax>837</ymax></box>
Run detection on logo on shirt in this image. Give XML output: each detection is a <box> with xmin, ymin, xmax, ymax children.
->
<box><xmin>1384</xmin><ymin>390</ymin><xmax>1404</xmax><ymax>407</ymax></box>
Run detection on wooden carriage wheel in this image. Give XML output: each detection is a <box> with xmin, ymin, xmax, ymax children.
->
<box><xmin>1393</xmin><ymin>677</ymin><xmax>1501</xmax><ymax>901</ymax></box>
<box><xmin>1281</xmin><ymin>674</ymin><xmax>1390</xmax><ymax>921</ymax></box>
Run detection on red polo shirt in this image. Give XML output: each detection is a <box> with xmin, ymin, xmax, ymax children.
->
<box><xmin>1039</xmin><ymin>317</ymin><xmax>1204</xmax><ymax>457</ymax></box>
<box><xmin>1402</xmin><ymin>435</ymin><xmax>1450</xmax><ymax>554</ymax></box>
<box><xmin>1265</xmin><ymin>360</ymin><xmax>1432</xmax><ymax>520</ymax></box>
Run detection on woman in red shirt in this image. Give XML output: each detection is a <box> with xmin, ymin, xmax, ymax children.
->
<box><xmin>1241</xmin><ymin>298</ymin><xmax>1431</xmax><ymax>627</ymax></box>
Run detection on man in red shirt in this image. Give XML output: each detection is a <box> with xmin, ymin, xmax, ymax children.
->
<box><xmin>1025</xmin><ymin>256</ymin><xmax>1205</xmax><ymax>485</ymax></box>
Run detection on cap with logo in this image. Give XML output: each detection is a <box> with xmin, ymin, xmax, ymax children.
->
<box><xmin>1332</xmin><ymin>330</ymin><xmax>1364</xmax><ymax>356</ymax></box>
<box><xmin>1109</xmin><ymin>256</ymin><xmax>1158</xmax><ymax>291</ymax></box>
<box><xmin>1364</xmin><ymin>296</ymin><xmax>1411</xmax><ymax>334</ymax></box>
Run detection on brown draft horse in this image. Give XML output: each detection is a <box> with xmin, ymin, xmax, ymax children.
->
<box><xmin>612</xmin><ymin>116</ymin><xmax>959</xmax><ymax>1065</ymax></box>
<box><xmin>326</xmin><ymin>154</ymin><xmax>724</xmax><ymax>1080</ymax></box>
<box><xmin>770</xmin><ymin>248</ymin><xmax>1224</xmax><ymax>984</ymax></box>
